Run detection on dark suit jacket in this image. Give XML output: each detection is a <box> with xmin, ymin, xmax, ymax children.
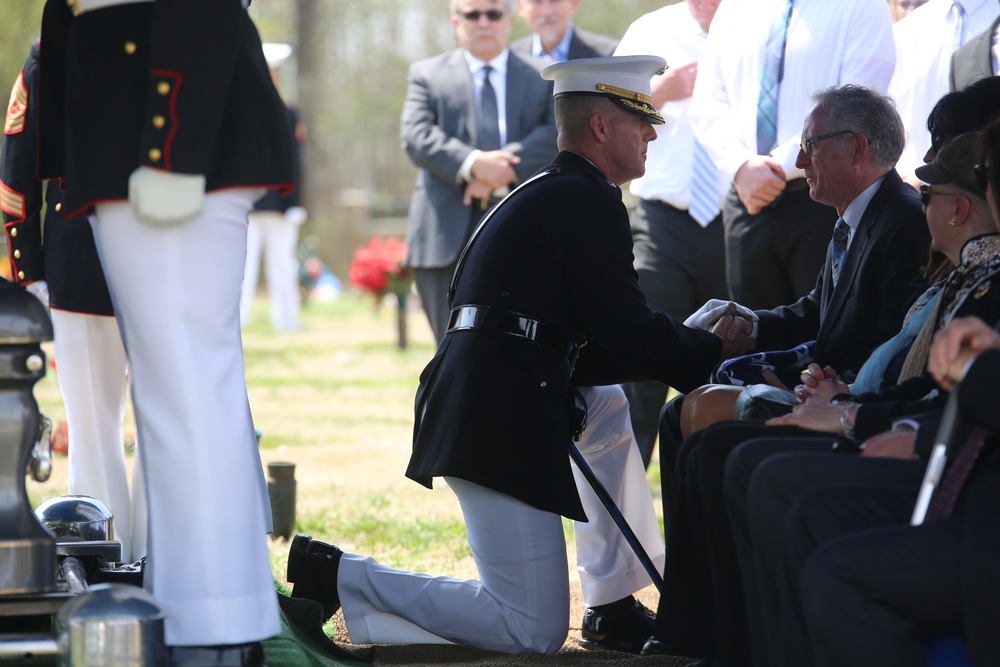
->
<box><xmin>950</xmin><ymin>16</ymin><xmax>999</xmax><ymax>90</ymax></box>
<box><xmin>1</xmin><ymin>40</ymin><xmax>113</xmax><ymax>316</ymax></box>
<box><xmin>753</xmin><ymin>171</ymin><xmax>929</xmax><ymax>380</ymax></box>
<box><xmin>912</xmin><ymin>348</ymin><xmax>1000</xmax><ymax>666</ymax></box>
<box><xmin>406</xmin><ymin>151</ymin><xmax>724</xmax><ymax>520</ymax></box>
<box><xmin>400</xmin><ymin>48</ymin><xmax>557</xmax><ymax>269</ymax></box>
<box><xmin>37</xmin><ymin>0</ymin><xmax>294</xmax><ymax>218</ymax></box>
<box><xmin>510</xmin><ymin>24</ymin><xmax>619</xmax><ymax>60</ymax></box>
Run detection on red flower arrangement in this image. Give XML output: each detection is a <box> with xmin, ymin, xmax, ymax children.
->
<box><xmin>349</xmin><ymin>236</ymin><xmax>414</xmax><ymax>349</ymax></box>
<box><xmin>348</xmin><ymin>236</ymin><xmax>413</xmax><ymax>303</ymax></box>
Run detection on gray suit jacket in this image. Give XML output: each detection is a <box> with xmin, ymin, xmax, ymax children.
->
<box><xmin>510</xmin><ymin>24</ymin><xmax>618</xmax><ymax>60</ymax></box>
<box><xmin>951</xmin><ymin>16</ymin><xmax>998</xmax><ymax>90</ymax></box>
<box><xmin>401</xmin><ymin>48</ymin><xmax>557</xmax><ymax>269</ymax></box>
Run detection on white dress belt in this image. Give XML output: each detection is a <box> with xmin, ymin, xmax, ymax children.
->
<box><xmin>69</xmin><ymin>0</ymin><xmax>153</xmax><ymax>15</ymax></box>
<box><xmin>69</xmin><ymin>0</ymin><xmax>249</xmax><ymax>14</ymax></box>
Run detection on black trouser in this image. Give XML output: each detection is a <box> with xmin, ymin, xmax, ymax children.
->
<box><xmin>721</xmin><ymin>181</ymin><xmax>837</xmax><ymax>310</ymax></box>
<box><xmin>623</xmin><ymin>199</ymin><xmax>727</xmax><ymax>467</ymax></box>
<box><xmin>652</xmin><ymin>421</ymin><xmax>817</xmax><ymax>666</ymax></box>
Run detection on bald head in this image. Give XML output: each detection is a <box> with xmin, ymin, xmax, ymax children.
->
<box><xmin>554</xmin><ymin>95</ymin><xmax>619</xmax><ymax>150</ymax></box>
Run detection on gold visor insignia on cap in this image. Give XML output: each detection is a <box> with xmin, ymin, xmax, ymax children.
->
<box><xmin>595</xmin><ymin>82</ymin><xmax>652</xmax><ymax>106</ymax></box>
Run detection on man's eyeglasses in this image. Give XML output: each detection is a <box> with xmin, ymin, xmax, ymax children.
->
<box><xmin>457</xmin><ymin>9</ymin><xmax>505</xmax><ymax>21</ymax></box>
<box><xmin>800</xmin><ymin>130</ymin><xmax>857</xmax><ymax>155</ymax></box>
<box><xmin>919</xmin><ymin>185</ymin><xmax>954</xmax><ymax>207</ymax></box>
<box><xmin>974</xmin><ymin>164</ymin><xmax>992</xmax><ymax>193</ymax></box>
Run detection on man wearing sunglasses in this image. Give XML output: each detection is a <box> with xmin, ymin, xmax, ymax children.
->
<box><xmin>401</xmin><ymin>0</ymin><xmax>558</xmax><ymax>344</ymax></box>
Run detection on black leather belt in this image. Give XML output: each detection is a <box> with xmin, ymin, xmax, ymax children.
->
<box><xmin>447</xmin><ymin>305</ymin><xmax>584</xmax><ymax>370</ymax></box>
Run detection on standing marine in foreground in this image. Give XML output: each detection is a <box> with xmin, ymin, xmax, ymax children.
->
<box><xmin>37</xmin><ymin>1</ymin><xmax>294</xmax><ymax>664</ymax></box>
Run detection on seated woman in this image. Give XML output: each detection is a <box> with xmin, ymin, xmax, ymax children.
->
<box><xmin>679</xmin><ymin>101</ymin><xmax>1000</xmax><ymax>439</ymax></box>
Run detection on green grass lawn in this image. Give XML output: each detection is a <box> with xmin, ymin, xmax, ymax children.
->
<box><xmin>27</xmin><ymin>291</ymin><xmax>664</xmax><ymax>583</ymax></box>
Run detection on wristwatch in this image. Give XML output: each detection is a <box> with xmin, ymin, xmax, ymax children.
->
<box><xmin>838</xmin><ymin>402</ymin><xmax>860</xmax><ymax>440</ymax></box>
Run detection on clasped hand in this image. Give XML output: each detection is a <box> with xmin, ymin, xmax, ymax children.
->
<box><xmin>928</xmin><ymin>316</ymin><xmax>1000</xmax><ymax>391</ymax></box>
<box><xmin>710</xmin><ymin>313</ymin><xmax>755</xmax><ymax>360</ymax></box>
<box><xmin>464</xmin><ymin>150</ymin><xmax>520</xmax><ymax>205</ymax></box>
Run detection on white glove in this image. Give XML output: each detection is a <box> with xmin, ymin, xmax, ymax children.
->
<box><xmin>26</xmin><ymin>280</ymin><xmax>49</xmax><ymax>308</ymax></box>
<box><xmin>284</xmin><ymin>206</ymin><xmax>308</xmax><ymax>226</ymax></box>
<box><xmin>128</xmin><ymin>166</ymin><xmax>206</xmax><ymax>227</ymax></box>
<box><xmin>684</xmin><ymin>299</ymin><xmax>758</xmax><ymax>330</ymax></box>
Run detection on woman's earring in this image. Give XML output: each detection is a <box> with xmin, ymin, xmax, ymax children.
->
<box><xmin>948</xmin><ymin>217</ymin><xmax>957</xmax><ymax>227</ymax></box>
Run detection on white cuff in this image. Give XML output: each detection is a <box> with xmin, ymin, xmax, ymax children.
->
<box><xmin>458</xmin><ymin>150</ymin><xmax>481</xmax><ymax>183</ymax></box>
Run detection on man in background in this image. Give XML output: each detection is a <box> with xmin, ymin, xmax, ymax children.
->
<box><xmin>690</xmin><ymin>0</ymin><xmax>895</xmax><ymax>310</ymax></box>
<box><xmin>511</xmin><ymin>0</ymin><xmax>617</xmax><ymax>62</ymax></box>
<box><xmin>241</xmin><ymin>42</ymin><xmax>308</xmax><ymax>332</ymax></box>
<box><xmin>950</xmin><ymin>8</ymin><xmax>1000</xmax><ymax>88</ymax></box>
<box><xmin>401</xmin><ymin>0</ymin><xmax>557</xmax><ymax>342</ymax></box>
<box><xmin>888</xmin><ymin>0</ymin><xmax>999</xmax><ymax>182</ymax></box>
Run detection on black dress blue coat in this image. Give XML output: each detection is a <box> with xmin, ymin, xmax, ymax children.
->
<box><xmin>406</xmin><ymin>151</ymin><xmax>724</xmax><ymax>520</ymax></box>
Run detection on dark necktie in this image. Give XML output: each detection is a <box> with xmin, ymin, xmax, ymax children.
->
<box><xmin>829</xmin><ymin>218</ymin><xmax>850</xmax><ymax>287</ymax></box>
<box><xmin>924</xmin><ymin>427</ymin><xmax>987</xmax><ymax>521</ymax></box>
<box><xmin>756</xmin><ymin>0</ymin><xmax>794</xmax><ymax>154</ymax></box>
<box><xmin>478</xmin><ymin>65</ymin><xmax>501</xmax><ymax>151</ymax></box>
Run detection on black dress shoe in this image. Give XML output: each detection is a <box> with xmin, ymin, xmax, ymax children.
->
<box><xmin>286</xmin><ymin>533</ymin><xmax>343</xmax><ymax>621</ymax></box>
<box><xmin>641</xmin><ymin>638</ymin><xmax>671</xmax><ymax>655</ymax></box>
<box><xmin>641</xmin><ymin>639</ymin><xmax>707</xmax><ymax>665</ymax></box>
<box><xmin>578</xmin><ymin>599</ymin><xmax>656</xmax><ymax>653</ymax></box>
<box><xmin>168</xmin><ymin>641</ymin><xmax>264</xmax><ymax>666</ymax></box>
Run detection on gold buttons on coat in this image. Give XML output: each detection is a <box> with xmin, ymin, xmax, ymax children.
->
<box><xmin>148</xmin><ymin>148</ymin><xmax>162</xmax><ymax>162</ymax></box>
<box><xmin>157</xmin><ymin>81</ymin><xmax>170</xmax><ymax>95</ymax></box>
<box><xmin>17</xmin><ymin>271</ymin><xmax>25</xmax><ymax>280</ymax></box>
<box><xmin>9</xmin><ymin>227</ymin><xmax>16</xmax><ymax>238</ymax></box>
<box><xmin>124</xmin><ymin>41</ymin><xmax>137</xmax><ymax>55</ymax></box>
<box><xmin>540</xmin><ymin>380</ymin><xmax>548</xmax><ymax>388</ymax></box>
<box><xmin>54</xmin><ymin>202</ymin><xmax>62</xmax><ymax>212</ymax></box>
<box><xmin>13</xmin><ymin>250</ymin><xmax>20</xmax><ymax>259</ymax></box>
<box><xmin>152</xmin><ymin>115</ymin><xmax>166</xmax><ymax>129</ymax></box>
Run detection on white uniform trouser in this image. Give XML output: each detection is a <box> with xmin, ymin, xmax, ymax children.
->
<box><xmin>91</xmin><ymin>191</ymin><xmax>279</xmax><ymax>647</ymax></box>
<box><xmin>572</xmin><ymin>385</ymin><xmax>665</xmax><ymax>604</ymax></box>
<box><xmin>338</xmin><ymin>384</ymin><xmax>663</xmax><ymax>654</ymax></box>
<box><xmin>51</xmin><ymin>308</ymin><xmax>147</xmax><ymax>563</ymax></box>
<box><xmin>240</xmin><ymin>210</ymin><xmax>300</xmax><ymax>331</ymax></box>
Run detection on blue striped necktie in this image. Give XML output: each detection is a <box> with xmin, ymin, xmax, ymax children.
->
<box><xmin>689</xmin><ymin>138</ymin><xmax>720</xmax><ymax>226</ymax></box>
<box><xmin>756</xmin><ymin>0</ymin><xmax>794</xmax><ymax>155</ymax></box>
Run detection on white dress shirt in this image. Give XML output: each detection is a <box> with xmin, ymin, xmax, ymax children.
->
<box><xmin>614</xmin><ymin>2</ymin><xmax>713</xmax><ymax>210</ymax></box>
<box><xmin>690</xmin><ymin>0</ymin><xmax>895</xmax><ymax>185</ymax></box>
<box><xmin>890</xmin><ymin>0</ymin><xmax>1000</xmax><ymax>177</ymax></box>
<box><xmin>529</xmin><ymin>24</ymin><xmax>574</xmax><ymax>62</ymax></box>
